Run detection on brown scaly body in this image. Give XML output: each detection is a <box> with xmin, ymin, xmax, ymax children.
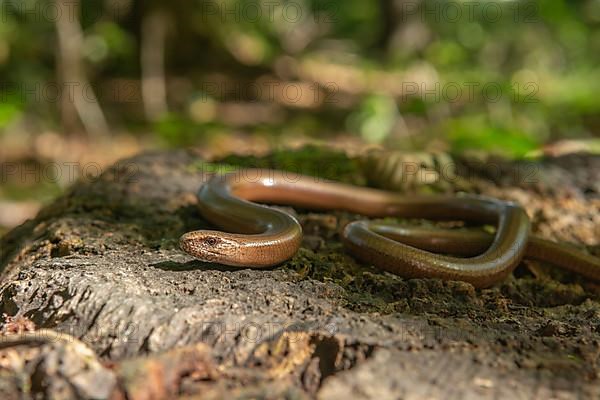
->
<box><xmin>180</xmin><ymin>169</ymin><xmax>600</xmax><ymax>288</ymax></box>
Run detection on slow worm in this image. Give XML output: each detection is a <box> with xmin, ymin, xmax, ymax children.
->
<box><xmin>180</xmin><ymin>169</ymin><xmax>600</xmax><ymax>288</ymax></box>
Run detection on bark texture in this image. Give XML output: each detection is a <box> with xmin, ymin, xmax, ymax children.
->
<box><xmin>0</xmin><ymin>149</ymin><xmax>599</xmax><ymax>399</ymax></box>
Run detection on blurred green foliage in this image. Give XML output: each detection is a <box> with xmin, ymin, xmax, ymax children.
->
<box><xmin>0</xmin><ymin>0</ymin><xmax>599</xmax><ymax>157</ymax></box>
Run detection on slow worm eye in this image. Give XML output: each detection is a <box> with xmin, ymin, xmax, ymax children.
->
<box><xmin>205</xmin><ymin>237</ymin><xmax>218</xmax><ymax>246</ymax></box>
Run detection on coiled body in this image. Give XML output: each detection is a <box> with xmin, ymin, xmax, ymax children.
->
<box><xmin>180</xmin><ymin>169</ymin><xmax>600</xmax><ymax>288</ymax></box>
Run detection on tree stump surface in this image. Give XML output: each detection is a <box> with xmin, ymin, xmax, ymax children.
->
<box><xmin>0</xmin><ymin>149</ymin><xmax>598</xmax><ymax>399</ymax></box>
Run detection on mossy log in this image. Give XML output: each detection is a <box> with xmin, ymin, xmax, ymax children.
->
<box><xmin>0</xmin><ymin>149</ymin><xmax>599</xmax><ymax>399</ymax></box>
